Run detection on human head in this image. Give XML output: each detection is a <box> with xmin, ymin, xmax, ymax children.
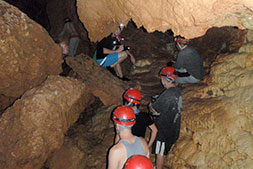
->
<box><xmin>160</xmin><ymin>66</ymin><xmax>178</xmax><ymax>88</ymax></box>
<box><xmin>123</xmin><ymin>88</ymin><xmax>142</xmax><ymax>107</ymax></box>
<box><xmin>124</xmin><ymin>155</ymin><xmax>153</xmax><ymax>169</ymax></box>
<box><xmin>175</xmin><ymin>36</ymin><xmax>189</xmax><ymax>50</ymax></box>
<box><xmin>112</xmin><ymin>106</ymin><xmax>136</xmax><ymax>126</ymax></box>
<box><xmin>114</xmin><ymin>23</ymin><xmax>124</xmax><ymax>36</ymax></box>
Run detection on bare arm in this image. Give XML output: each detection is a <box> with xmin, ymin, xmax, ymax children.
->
<box><xmin>103</xmin><ymin>45</ymin><xmax>124</xmax><ymax>54</ymax></box>
<box><xmin>107</xmin><ymin>146</ymin><xmax>121</xmax><ymax>169</ymax></box>
<box><xmin>126</xmin><ymin>50</ymin><xmax>136</xmax><ymax>65</ymax></box>
<box><xmin>147</xmin><ymin>123</ymin><xmax>158</xmax><ymax>148</ymax></box>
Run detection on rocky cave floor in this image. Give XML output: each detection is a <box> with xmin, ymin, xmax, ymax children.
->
<box><xmin>43</xmin><ymin>23</ymin><xmax>245</xmax><ymax>169</ymax></box>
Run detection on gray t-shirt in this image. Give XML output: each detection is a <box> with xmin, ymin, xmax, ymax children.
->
<box><xmin>174</xmin><ymin>46</ymin><xmax>205</xmax><ymax>80</ymax></box>
<box><xmin>151</xmin><ymin>87</ymin><xmax>182</xmax><ymax>143</ymax></box>
<box><xmin>119</xmin><ymin>136</ymin><xmax>146</xmax><ymax>159</ymax></box>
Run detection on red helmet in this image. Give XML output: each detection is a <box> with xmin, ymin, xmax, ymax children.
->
<box><xmin>160</xmin><ymin>66</ymin><xmax>178</xmax><ymax>83</ymax></box>
<box><xmin>175</xmin><ymin>36</ymin><xmax>189</xmax><ymax>44</ymax></box>
<box><xmin>124</xmin><ymin>88</ymin><xmax>142</xmax><ymax>105</ymax></box>
<box><xmin>124</xmin><ymin>155</ymin><xmax>153</xmax><ymax>169</ymax></box>
<box><xmin>112</xmin><ymin>106</ymin><xmax>136</xmax><ymax>126</ymax></box>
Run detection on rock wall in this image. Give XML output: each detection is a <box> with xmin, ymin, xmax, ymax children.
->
<box><xmin>77</xmin><ymin>0</ymin><xmax>253</xmax><ymax>42</ymax></box>
<box><xmin>0</xmin><ymin>1</ymin><xmax>62</xmax><ymax>112</ymax></box>
<box><xmin>168</xmin><ymin>31</ymin><xmax>253</xmax><ymax>168</ymax></box>
<box><xmin>0</xmin><ymin>76</ymin><xmax>93</xmax><ymax>169</ymax></box>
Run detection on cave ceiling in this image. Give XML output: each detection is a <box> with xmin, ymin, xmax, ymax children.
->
<box><xmin>77</xmin><ymin>0</ymin><xmax>253</xmax><ymax>42</ymax></box>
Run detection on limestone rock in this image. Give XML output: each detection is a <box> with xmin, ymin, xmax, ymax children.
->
<box><xmin>77</xmin><ymin>0</ymin><xmax>253</xmax><ymax>42</ymax></box>
<box><xmin>65</xmin><ymin>54</ymin><xmax>129</xmax><ymax>106</ymax></box>
<box><xmin>0</xmin><ymin>76</ymin><xmax>93</xmax><ymax>169</ymax></box>
<box><xmin>0</xmin><ymin>1</ymin><xmax>62</xmax><ymax>111</ymax></box>
<box><xmin>168</xmin><ymin>36</ymin><xmax>253</xmax><ymax>168</ymax></box>
<box><xmin>46</xmin><ymin>138</ymin><xmax>85</xmax><ymax>169</ymax></box>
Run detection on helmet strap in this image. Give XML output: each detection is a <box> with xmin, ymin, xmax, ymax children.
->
<box><xmin>177</xmin><ymin>42</ymin><xmax>187</xmax><ymax>50</ymax></box>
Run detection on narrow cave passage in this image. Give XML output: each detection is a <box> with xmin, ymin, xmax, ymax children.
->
<box><xmin>1</xmin><ymin>1</ymin><xmax>251</xmax><ymax>169</ymax></box>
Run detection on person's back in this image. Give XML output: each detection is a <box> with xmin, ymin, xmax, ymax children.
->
<box><xmin>152</xmin><ymin>86</ymin><xmax>182</xmax><ymax>143</ymax></box>
<box><xmin>108</xmin><ymin>106</ymin><xmax>150</xmax><ymax>169</ymax></box>
<box><xmin>131</xmin><ymin>112</ymin><xmax>153</xmax><ymax>138</ymax></box>
<box><xmin>173</xmin><ymin>37</ymin><xmax>205</xmax><ymax>83</ymax></box>
<box><xmin>110</xmin><ymin>136</ymin><xmax>149</xmax><ymax>169</ymax></box>
<box><xmin>119</xmin><ymin>136</ymin><xmax>146</xmax><ymax>159</ymax></box>
<box><xmin>149</xmin><ymin>66</ymin><xmax>182</xmax><ymax>169</ymax></box>
<box><xmin>175</xmin><ymin>46</ymin><xmax>205</xmax><ymax>80</ymax></box>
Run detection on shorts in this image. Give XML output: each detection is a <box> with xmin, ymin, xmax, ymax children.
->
<box><xmin>152</xmin><ymin>139</ymin><xmax>173</xmax><ymax>156</ymax></box>
<box><xmin>97</xmin><ymin>53</ymin><xmax>119</xmax><ymax>67</ymax></box>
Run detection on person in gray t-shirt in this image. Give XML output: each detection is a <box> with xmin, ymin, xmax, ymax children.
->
<box><xmin>108</xmin><ymin>106</ymin><xmax>150</xmax><ymax>169</ymax></box>
<box><xmin>172</xmin><ymin>37</ymin><xmax>205</xmax><ymax>83</ymax></box>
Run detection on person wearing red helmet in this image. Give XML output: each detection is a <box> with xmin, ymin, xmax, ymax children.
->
<box><xmin>124</xmin><ymin>155</ymin><xmax>153</xmax><ymax>169</ymax></box>
<box><xmin>108</xmin><ymin>106</ymin><xmax>150</xmax><ymax>169</ymax></box>
<box><xmin>115</xmin><ymin>88</ymin><xmax>157</xmax><ymax>149</ymax></box>
<box><xmin>171</xmin><ymin>36</ymin><xmax>205</xmax><ymax>83</ymax></box>
<box><xmin>148</xmin><ymin>66</ymin><xmax>182</xmax><ymax>169</ymax></box>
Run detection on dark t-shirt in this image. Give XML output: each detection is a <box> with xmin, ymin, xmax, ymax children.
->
<box><xmin>96</xmin><ymin>34</ymin><xmax>121</xmax><ymax>60</ymax></box>
<box><xmin>151</xmin><ymin>87</ymin><xmax>182</xmax><ymax>143</ymax></box>
<box><xmin>174</xmin><ymin>46</ymin><xmax>205</xmax><ymax>80</ymax></box>
<box><xmin>132</xmin><ymin>112</ymin><xmax>154</xmax><ymax>138</ymax></box>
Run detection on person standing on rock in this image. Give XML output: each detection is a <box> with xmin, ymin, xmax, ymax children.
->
<box><xmin>168</xmin><ymin>36</ymin><xmax>205</xmax><ymax>83</ymax></box>
<box><xmin>148</xmin><ymin>66</ymin><xmax>182</xmax><ymax>169</ymax></box>
<box><xmin>58</xmin><ymin>17</ymin><xmax>80</xmax><ymax>57</ymax></box>
<box><xmin>94</xmin><ymin>23</ymin><xmax>136</xmax><ymax>81</ymax></box>
<box><xmin>114</xmin><ymin>88</ymin><xmax>157</xmax><ymax>149</ymax></box>
<box><xmin>108</xmin><ymin>106</ymin><xmax>150</xmax><ymax>169</ymax></box>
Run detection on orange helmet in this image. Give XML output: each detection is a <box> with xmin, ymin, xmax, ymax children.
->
<box><xmin>124</xmin><ymin>88</ymin><xmax>142</xmax><ymax>105</ymax></box>
<box><xmin>160</xmin><ymin>66</ymin><xmax>178</xmax><ymax>83</ymax></box>
<box><xmin>124</xmin><ymin>155</ymin><xmax>153</xmax><ymax>169</ymax></box>
<box><xmin>112</xmin><ymin>106</ymin><xmax>136</xmax><ymax>126</ymax></box>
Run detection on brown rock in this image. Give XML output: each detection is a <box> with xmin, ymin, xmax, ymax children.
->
<box><xmin>46</xmin><ymin>138</ymin><xmax>85</xmax><ymax>169</ymax></box>
<box><xmin>0</xmin><ymin>1</ymin><xmax>62</xmax><ymax>111</ymax></box>
<box><xmin>0</xmin><ymin>76</ymin><xmax>93</xmax><ymax>169</ymax></box>
<box><xmin>65</xmin><ymin>54</ymin><xmax>129</xmax><ymax>106</ymax></box>
<box><xmin>167</xmin><ymin>37</ymin><xmax>253</xmax><ymax>168</ymax></box>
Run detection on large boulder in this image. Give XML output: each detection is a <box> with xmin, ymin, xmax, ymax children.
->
<box><xmin>0</xmin><ymin>76</ymin><xmax>93</xmax><ymax>169</ymax></box>
<box><xmin>65</xmin><ymin>54</ymin><xmax>130</xmax><ymax>106</ymax></box>
<box><xmin>0</xmin><ymin>1</ymin><xmax>62</xmax><ymax>112</ymax></box>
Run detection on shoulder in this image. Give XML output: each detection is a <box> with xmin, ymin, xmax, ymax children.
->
<box><xmin>108</xmin><ymin>143</ymin><xmax>126</xmax><ymax>169</ymax></box>
<box><xmin>162</xmin><ymin>87</ymin><xmax>181</xmax><ymax>98</ymax></box>
<box><xmin>109</xmin><ymin>143</ymin><xmax>125</xmax><ymax>158</ymax></box>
